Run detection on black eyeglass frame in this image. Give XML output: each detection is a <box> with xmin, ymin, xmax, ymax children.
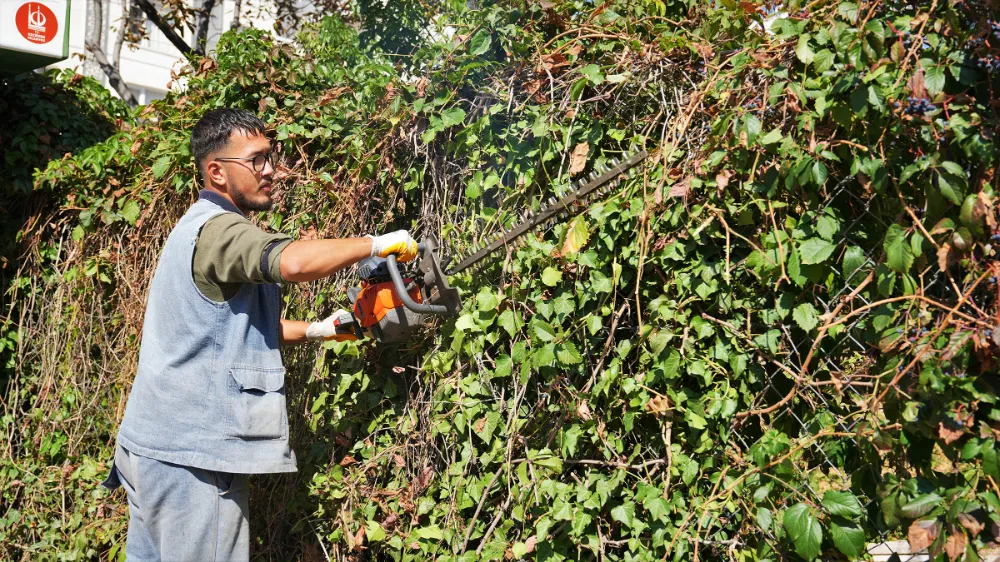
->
<box><xmin>214</xmin><ymin>151</ymin><xmax>275</xmax><ymax>174</ymax></box>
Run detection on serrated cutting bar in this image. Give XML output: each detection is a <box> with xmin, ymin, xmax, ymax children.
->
<box><xmin>448</xmin><ymin>149</ymin><xmax>647</xmax><ymax>275</ymax></box>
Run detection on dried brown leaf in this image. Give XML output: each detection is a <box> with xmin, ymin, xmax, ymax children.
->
<box><xmin>939</xmin><ymin>420</ymin><xmax>964</xmax><ymax>444</ymax></box>
<box><xmin>908</xmin><ymin>68</ymin><xmax>927</xmax><ymax>100</ymax></box>
<box><xmin>576</xmin><ymin>401</ymin><xmax>593</xmax><ymax>421</ymax></box>
<box><xmin>416</xmin><ymin>466</ymin><xmax>434</xmax><ymax>490</ymax></box>
<box><xmin>978</xmin><ymin>191</ymin><xmax>997</xmax><ymax>230</ymax></box>
<box><xmin>668</xmin><ymin>177</ymin><xmax>691</xmax><ymax>198</ymax></box>
<box><xmin>944</xmin><ymin>530</ymin><xmax>967</xmax><ymax>561</ymax></box>
<box><xmin>908</xmin><ymin>519</ymin><xmax>940</xmax><ymax>552</ymax></box>
<box><xmin>716</xmin><ymin>170</ymin><xmax>733</xmax><ymax>190</ymax></box>
<box><xmin>645</xmin><ymin>395</ymin><xmax>672</xmax><ymax>417</ymax></box>
<box><xmin>937</xmin><ymin>243</ymin><xmax>956</xmax><ymax>272</ymax></box>
<box><xmin>541</xmin><ymin>52</ymin><xmax>569</xmax><ymax>70</ymax></box>
<box><xmin>382</xmin><ymin>512</ymin><xmax>399</xmax><ymax>529</ymax></box>
<box><xmin>570</xmin><ymin>142</ymin><xmax>590</xmax><ymax>175</ymax></box>
<box><xmin>340</xmin><ymin>455</ymin><xmax>357</xmax><ymax>467</ymax></box>
<box><xmin>353</xmin><ymin>525</ymin><xmax>366</xmax><ymax>551</ymax></box>
<box><xmin>524</xmin><ymin>536</ymin><xmax>537</xmax><ymax>553</ymax></box>
<box><xmin>958</xmin><ymin>513</ymin><xmax>984</xmax><ymax>536</ymax></box>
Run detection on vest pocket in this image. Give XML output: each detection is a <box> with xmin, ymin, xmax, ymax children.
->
<box><xmin>226</xmin><ymin>366</ymin><xmax>288</xmax><ymax>440</ymax></box>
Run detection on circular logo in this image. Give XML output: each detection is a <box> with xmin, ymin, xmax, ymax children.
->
<box><xmin>16</xmin><ymin>2</ymin><xmax>58</xmax><ymax>44</ymax></box>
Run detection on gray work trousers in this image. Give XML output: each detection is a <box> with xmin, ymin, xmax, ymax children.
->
<box><xmin>106</xmin><ymin>443</ymin><xmax>250</xmax><ymax>561</ymax></box>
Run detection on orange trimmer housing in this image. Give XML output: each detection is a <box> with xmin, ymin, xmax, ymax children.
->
<box><xmin>335</xmin><ymin>236</ymin><xmax>462</xmax><ymax>343</ymax></box>
<box><xmin>351</xmin><ymin>279</ymin><xmax>423</xmax><ymax>329</ymax></box>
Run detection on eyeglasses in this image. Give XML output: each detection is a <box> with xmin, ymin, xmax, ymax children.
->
<box><xmin>215</xmin><ymin>151</ymin><xmax>274</xmax><ymax>173</ymax></box>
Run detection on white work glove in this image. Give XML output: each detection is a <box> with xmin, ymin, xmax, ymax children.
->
<box><xmin>305</xmin><ymin>309</ymin><xmax>357</xmax><ymax>342</ymax></box>
<box><xmin>367</xmin><ymin>230</ymin><xmax>418</xmax><ymax>262</ymax></box>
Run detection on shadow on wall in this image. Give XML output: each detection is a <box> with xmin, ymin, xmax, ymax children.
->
<box><xmin>0</xmin><ymin>69</ymin><xmax>129</xmax><ymax>393</ymax></box>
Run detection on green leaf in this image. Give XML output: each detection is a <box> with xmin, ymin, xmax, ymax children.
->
<box><xmin>759</xmin><ymin>129</ymin><xmax>783</xmax><ymax>145</ymax></box>
<box><xmin>744</xmin><ymin>115</ymin><xmax>762</xmax><ymax>140</ymax></box>
<box><xmin>498</xmin><ymin>310</ymin><xmax>518</xmax><ymax>337</ymax></box>
<box><xmin>610</xmin><ymin>502</ymin><xmax>636</xmax><ymax>528</ymax></box>
<box><xmin>152</xmin><ymin>156</ymin><xmax>171</xmax><ymax>179</ymax></box>
<box><xmin>830</xmin><ymin>518</ymin><xmax>865</xmax><ymax>558</ymax></box>
<box><xmin>533</xmin><ymin>320</ymin><xmax>557</xmax><ymax>342</ymax></box>
<box><xmin>811</xmin><ymin>161</ymin><xmax>828</xmax><ymax>186</ymax></box>
<box><xmin>813</xmin><ymin>49</ymin><xmax>835</xmax><ymax>72</ymax></box>
<box><xmin>542</xmin><ymin>267</ymin><xmax>563</xmax><ymax>286</ymax></box>
<box><xmin>455</xmin><ymin>314</ymin><xmax>478</xmax><ymax>333</ymax></box>
<box><xmin>440</xmin><ymin>107</ymin><xmax>467</xmax><ymax>128</ymax></box>
<box><xmin>757</xmin><ymin>507</ymin><xmax>773</xmax><ymax>531</ymax></box>
<box><xmin>579</xmin><ymin>64</ymin><xmax>604</xmax><ymax>84</ymax></box>
<box><xmin>799</xmin><ymin>238</ymin><xmax>837</xmax><ymax>265</ymax></box>
<box><xmin>924</xmin><ymin>65</ymin><xmax>946</xmax><ymax>96</ymax></box>
<box><xmin>556</xmin><ymin>342</ymin><xmax>582</xmax><ymax>365</ymax></box>
<box><xmin>900</xmin><ymin>493</ymin><xmax>943</xmax><ymax>518</ymax></box>
<box><xmin>822</xmin><ymin>491</ymin><xmax>863</xmax><ymax>518</ymax></box>
<box><xmin>883</xmin><ymin>224</ymin><xmax>914</xmax><ymax>274</ymax></box>
<box><xmin>937</xmin><ymin>163</ymin><xmax>966</xmax><ymax>205</ymax></box>
<box><xmin>366</xmin><ymin>520</ymin><xmax>386</xmax><ymax>542</ymax></box>
<box><xmin>646</xmin><ymin>497</ymin><xmax>669</xmax><ymax>521</ymax></box>
<box><xmin>782</xmin><ymin>503</ymin><xmax>823</xmax><ymax>560</ymax></box>
<box><xmin>793</xmin><ymin>303</ymin><xmax>820</xmax><ymax>332</ymax></box>
<box><xmin>476</xmin><ymin>289</ymin><xmax>499</xmax><ymax>311</ymax></box>
<box><xmin>842</xmin><ymin>245</ymin><xmax>866</xmax><ymax>281</ymax></box>
<box><xmin>468</xmin><ymin>31</ymin><xmax>492</xmax><ymax>56</ymax></box>
<box><xmin>120</xmin><ymin>200</ymin><xmax>141</xmax><ymax>225</ymax></box>
<box><xmin>838</xmin><ymin>2</ymin><xmax>860</xmax><ymax>20</ymax></box>
<box><xmin>414</xmin><ymin>524</ymin><xmax>443</xmax><ymax>540</ymax></box>
<box><xmin>796</xmin><ymin>35</ymin><xmax>815</xmax><ymax>64</ymax></box>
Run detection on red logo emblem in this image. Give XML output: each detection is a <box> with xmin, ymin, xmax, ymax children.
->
<box><xmin>16</xmin><ymin>2</ymin><xmax>58</xmax><ymax>44</ymax></box>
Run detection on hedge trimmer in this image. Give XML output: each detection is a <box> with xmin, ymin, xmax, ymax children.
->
<box><xmin>331</xmin><ymin>150</ymin><xmax>648</xmax><ymax>343</ymax></box>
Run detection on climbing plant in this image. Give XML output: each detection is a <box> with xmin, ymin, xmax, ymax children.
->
<box><xmin>2</xmin><ymin>1</ymin><xmax>1000</xmax><ymax>561</ymax></box>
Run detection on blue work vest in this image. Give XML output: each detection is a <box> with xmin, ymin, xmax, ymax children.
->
<box><xmin>116</xmin><ymin>197</ymin><xmax>296</xmax><ymax>474</ymax></box>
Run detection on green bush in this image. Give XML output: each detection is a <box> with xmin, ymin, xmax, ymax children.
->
<box><xmin>3</xmin><ymin>2</ymin><xmax>1000</xmax><ymax>560</ymax></box>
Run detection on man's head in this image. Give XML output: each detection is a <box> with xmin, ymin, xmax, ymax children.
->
<box><xmin>191</xmin><ymin>108</ymin><xmax>274</xmax><ymax>214</ymax></box>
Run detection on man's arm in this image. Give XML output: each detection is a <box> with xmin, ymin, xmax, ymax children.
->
<box><xmin>278</xmin><ymin>238</ymin><xmax>373</xmax><ymax>283</ymax></box>
<box><xmin>278</xmin><ymin>231</ymin><xmax>419</xmax><ymax>283</ymax></box>
<box><xmin>279</xmin><ymin>319</ymin><xmax>310</xmax><ymax>346</ymax></box>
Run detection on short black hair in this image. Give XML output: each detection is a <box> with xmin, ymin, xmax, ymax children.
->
<box><xmin>190</xmin><ymin>108</ymin><xmax>266</xmax><ymax>176</ymax></box>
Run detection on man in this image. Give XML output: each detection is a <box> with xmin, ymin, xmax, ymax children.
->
<box><xmin>102</xmin><ymin>108</ymin><xmax>416</xmax><ymax>560</ymax></box>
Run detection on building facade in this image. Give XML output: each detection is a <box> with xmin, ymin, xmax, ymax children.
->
<box><xmin>46</xmin><ymin>0</ymin><xmax>279</xmax><ymax>104</ymax></box>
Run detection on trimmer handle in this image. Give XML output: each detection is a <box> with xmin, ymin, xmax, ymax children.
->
<box><xmin>385</xmin><ymin>246</ymin><xmax>453</xmax><ymax>315</ymax></box>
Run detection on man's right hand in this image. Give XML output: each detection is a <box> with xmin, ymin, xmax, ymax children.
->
<box><xmin>368</xmin><ymin>230</ymin><xmax>418</xmax><ymax>262</ymax></box>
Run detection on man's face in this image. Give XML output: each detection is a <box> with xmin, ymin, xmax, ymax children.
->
<box><xmin>210</xmin><ymin>131</ymin><xmax>274</xmax><ymax>213</ymax></box>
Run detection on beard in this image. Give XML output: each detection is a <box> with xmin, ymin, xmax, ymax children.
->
<box><xmin>232</xmin><ymin>186</ymin><xmax>273</xmax><ymax>212</ymax></box>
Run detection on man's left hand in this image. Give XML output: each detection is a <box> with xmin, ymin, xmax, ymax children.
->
<box><xmin>305</xmin><ymin>310</ymin><xmax>358</xmax><ymax>342</ymax></box>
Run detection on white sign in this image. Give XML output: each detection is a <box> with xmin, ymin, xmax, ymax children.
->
<box><xmin>1</xmin><ymin>0</ymin><xmax>68</xmax><ymax>59</ymax></box>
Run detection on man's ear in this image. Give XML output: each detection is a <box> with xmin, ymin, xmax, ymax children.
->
<box><xmin>205</xmin><ymin>159</ymin><xmax>227</xmax><ymax>187</ymax></box>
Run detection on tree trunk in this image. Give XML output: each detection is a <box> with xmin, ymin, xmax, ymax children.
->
<box><xmin>192</xmin><ymin>0</ymin><xmax>219</xmax><ymax>54</ymax></box>
<box><xmin>85</xmin><ymin>40</ymin><xmax>139</xmax><ymax>106</ymax></box>
<box><xmin>229</xmin><ymin>0</ymin><xmax>242</xmax><ymax>30</ymax></box>
<box><xmin>112</xmin><ymin>0</ymin><xmax>129</xmax><ymax>69</ymax></box>
<box><xmin>83</xmin><ymin>0</ymin><xmax>104</xmax><ymax>77</ymax></box>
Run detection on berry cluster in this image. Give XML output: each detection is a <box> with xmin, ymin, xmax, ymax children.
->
<box><xmin>965</xmin><ymin>37</ymin><xmax>985</xmax><ymax>50</ymax></box>
<box><xmin>991</xmin><ymin>19</ymin><xmax>1000</xmax><ymax>42</ymax></box>
<box><xmin>901</xmin><ymin>32</ymin><xmax>932</xmax><ymax>51</ymax></box>
<box><xmin>975</xmin><ymin>55</ymin><xmax>1000</xmax><ymax>73</ymax></box>
<box><xmin>903</xmin><ymin>97</ymin><xmax>936</xmax><ymax>115</ymax></box>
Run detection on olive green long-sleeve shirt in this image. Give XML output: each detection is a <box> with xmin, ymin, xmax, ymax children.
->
<box><xmin>192</xmin><ymin>190</ymin><xmax>293</xmax><ymax>302</ymax></box>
